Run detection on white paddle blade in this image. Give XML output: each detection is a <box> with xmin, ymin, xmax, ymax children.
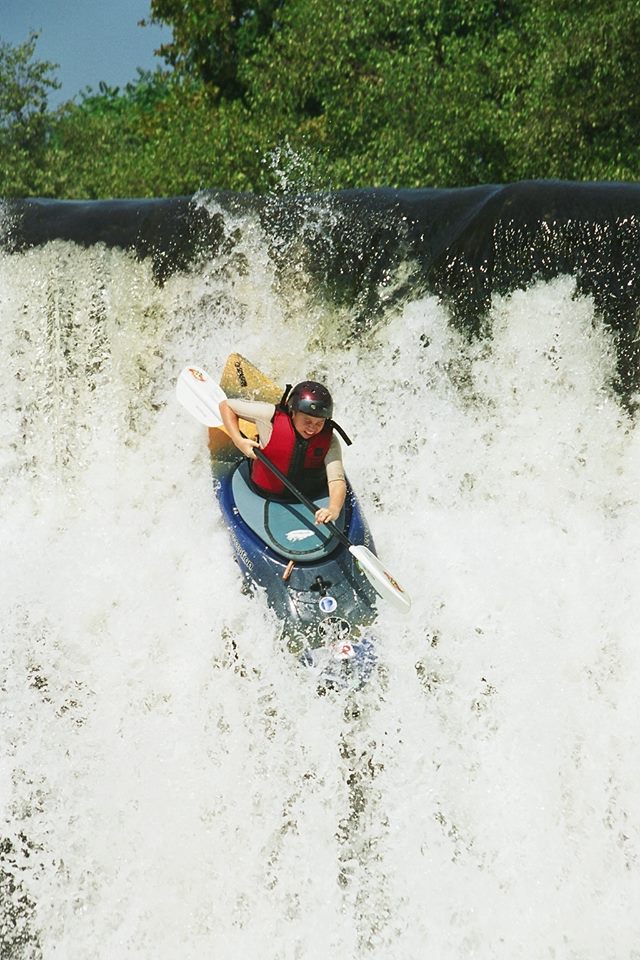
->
<box><xmin>176</xmin><ymin>365</ymin><xmax>226</xmax><ymax>427</ymax></box>
<box><xmin>349</xmin><ymin>545</ymin><xmax>411</xmax><ymax>613</ymax></box>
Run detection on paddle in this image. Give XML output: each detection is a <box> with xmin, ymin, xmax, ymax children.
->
<box><xmin>176</xmin><ymin>364</ymin><xmax>411</xmax><ymax>613</ymax></box>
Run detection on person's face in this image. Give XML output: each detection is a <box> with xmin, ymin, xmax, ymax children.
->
<box><xmin>292</xmin><ymin>410</ymin><xmax>326</xmax><ymax>439</ymax></box>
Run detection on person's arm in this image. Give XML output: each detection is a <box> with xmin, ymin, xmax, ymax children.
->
<box><xmin>219</xmin><ymin>399</ymin><xmax>261</xmax><ymax>459</ymax></box>
<box><xmin>315</xmin><ymin>478</ymin><xmax>347</xmax><ymax>525</ymax></box>
<box><xmin>315</xmin><ymin>436</ymin><xmax>347</xmax><ymax>524</ymax></box>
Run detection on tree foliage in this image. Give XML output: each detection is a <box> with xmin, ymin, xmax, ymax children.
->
<box><xmin>0</xmin><ymin>33</ymin><xmax>60</xmax><ymax>195</ymax></box>
<box><xmin>1</xmin><ymin>1</ymin><xmax>639</xmax><ymax>198</ymax></box>
<box><xmin>146</xmin><ymin>0</ymin><xmax>283</xmax><ymax>99</ymax></box>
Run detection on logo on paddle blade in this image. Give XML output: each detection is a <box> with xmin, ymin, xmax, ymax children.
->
<box><xmin>188</xmin><ymin>367</ymin><xmax>206</xmax><ymax>382</ymax></box>
<box><xmin>234</xmin><ymin>359</ymin><xmax>248</xmax><ymax>387</ymax></box>
<box><xmin>384</xmin><ymin>570</ymin><xmax>405</xmax><ymax>593</ymax></box>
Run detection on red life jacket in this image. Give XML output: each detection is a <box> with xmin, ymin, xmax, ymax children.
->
<box><xmin>251</xmin><ymin>409</ymin><xmax>333</xmax><ymax>497</ymax></box>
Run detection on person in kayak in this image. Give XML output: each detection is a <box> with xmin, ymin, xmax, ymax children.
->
<box><xmin>219</xmin><ymin>381</ymin><xmax>351</xmax><ymax>525</ymax></box>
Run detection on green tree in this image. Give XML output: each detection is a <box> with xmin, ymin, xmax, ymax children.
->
<box><xmin>500</xmin><ymin>0</ymin><xmax>640</xmax><ymax>181</ymax></box>
<box><xmin>239</xmin><ymin>0</ymin><xmax>520</xmax><ymax>186</ymax></box>
<box><xmin>40</xmin><ymin>70</ymin><xmax>263</xmax><ymax>198</ymax></box>
<box><xmin>3</xmin><ymin>0</ymin><xmax>640</xmax><ymax>198</ymax></box>
<box><xmin>0</xmin><ymin>33</ymin><xmax>60</xmax><ymax>196</ymax></box>
<box><xmin>147</xmin><ymin>0</ymin><xmax>283</xmax><ymax>99</ymax></box>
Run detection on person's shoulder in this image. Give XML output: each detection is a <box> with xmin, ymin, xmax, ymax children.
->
<box><xmin>228</xmin><ymin>397</ymin><xmax>275</xmax><ymax>419</ymax></box>
<box><xmin>327</xmin><ymin>432</ymin><xmax>343</xmax><ymax>455</ymax></box>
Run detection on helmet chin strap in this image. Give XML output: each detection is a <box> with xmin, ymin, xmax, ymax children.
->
<box><xmin>329</xmin><ymin>420</ymin><xmax>352</xmax><ymax>446</ymax></box>
<box><xmin>280</xmin><ymin>384</ymin><xmax>293</xmax><ymax>411</ymax></box>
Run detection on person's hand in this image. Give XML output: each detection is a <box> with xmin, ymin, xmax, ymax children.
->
<box><xmin>315</xmin><ymin>506</ymin><xmax>337</xmax><ymax>525</ymax></box>
<box><xmin>239</xmin><ymin>438</ymin><xmax>260</xmax><ymax>459</ymax></box>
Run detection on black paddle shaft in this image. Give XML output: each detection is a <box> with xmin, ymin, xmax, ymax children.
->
<box><xmin>254</xmin><ymin>449</ymin><xmax>351</xmax><ymax>549</ymax></box>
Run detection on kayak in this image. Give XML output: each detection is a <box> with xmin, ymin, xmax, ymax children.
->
<box><xmin>208</xmin><ymin>354</ymin><xmax>380</xmax><ymax>688</ymax></box>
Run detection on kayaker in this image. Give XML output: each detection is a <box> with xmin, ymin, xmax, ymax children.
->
<box><xmin>219</xmin><ymin>381</ymin><xmax>350</xmax><ymax>525</ymax></box>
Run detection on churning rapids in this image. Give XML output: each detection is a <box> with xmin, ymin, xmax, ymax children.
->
<box><xmin>2</xmin><ymin>184</ymin><xmax>640</xmax><ymax>959</ymax></box>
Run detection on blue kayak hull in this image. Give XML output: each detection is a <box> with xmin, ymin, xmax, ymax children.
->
<box><xmin>213</xmin><ymin>458</ymin><xmax>380</xmax><ymax>687</ymax></box>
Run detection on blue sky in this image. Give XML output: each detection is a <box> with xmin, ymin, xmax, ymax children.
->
<box><xmin>1</xmin><ymin>0</ymin><xmax>171</xmax><ymax>106</ymax></box>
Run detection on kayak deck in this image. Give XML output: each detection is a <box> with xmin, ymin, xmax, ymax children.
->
<box><xmin>231</xmin><ymin>461</ymin><xmax>345</xmax><ymax>562</ymax></box>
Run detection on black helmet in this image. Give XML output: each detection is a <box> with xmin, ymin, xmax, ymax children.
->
<box><xmin>287</xmin><ymin>381</ymin><xmax>334</xmax><ymax>419</ymax></box>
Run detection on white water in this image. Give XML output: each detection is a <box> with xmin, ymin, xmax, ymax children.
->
<box><xmin>1</xmin><ymin>221</ymin><xmax>639</xmax><ymax>960</ymax></box>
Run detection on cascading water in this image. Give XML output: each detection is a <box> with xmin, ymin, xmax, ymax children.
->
<box><xmin>1</xmin><ymin>195</ymin><xmax>640</xmax><ymax>960</ymax></box>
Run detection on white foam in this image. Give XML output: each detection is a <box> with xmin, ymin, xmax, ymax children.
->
<box><xmin>1</xmin><ymin>238</ymin><xmax>639</xmax><ymax>959</ymax></box>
